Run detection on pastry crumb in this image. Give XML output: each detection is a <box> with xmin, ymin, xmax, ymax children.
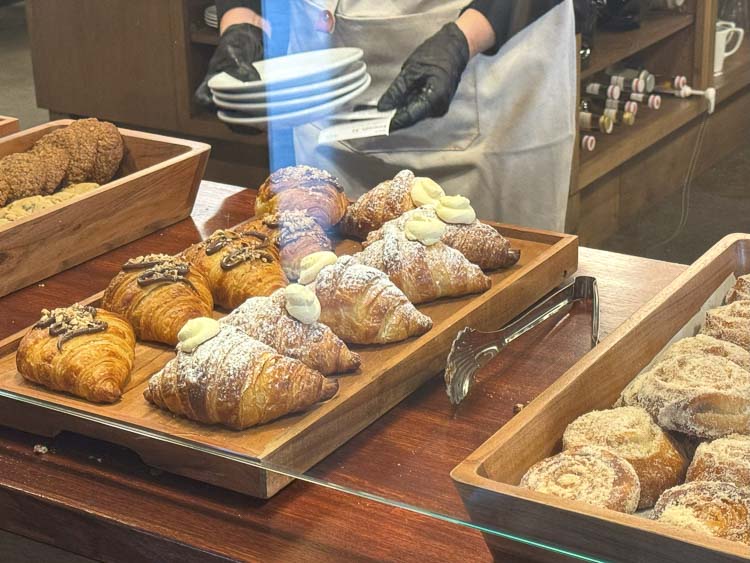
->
<box><xmin>33</xmin><ymin>444</ymin><xmax>48</xmax><ymax>455</ymax></box>
<box><xmin>513</xmin><ymin>403</ymin><xmax>526</xmax><ymax>414</ymax></box>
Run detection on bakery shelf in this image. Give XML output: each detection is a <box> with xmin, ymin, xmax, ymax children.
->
<box><xmin>576</xmin><ymin>96</ymin><xmax>704</xmax><ymax>191</ymax></box>
<box><xmin>190</xmin><ymin>24</ymin><xmax>219</xmax><ymax>46</ymax></box>
<box><xmin>715</xmin><ymin>42</ymin><xmax>750</xmax><ymax>103</ymax></box>
<box><xmin>581</xmin><ymin>13</ymin><xmax>695</xmax><ymax>80</ymax></box>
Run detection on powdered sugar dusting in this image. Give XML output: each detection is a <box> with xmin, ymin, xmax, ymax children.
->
<box><xmin>267</xmin><ymin>165</ymin><xmax>344</xmax><ymax>193</ymax></box>
<box><xmin>653</xmin><ymin>481</ymin><xmax>750</xmax><ymax>544</ymax></box>
<box><xmin>520</xmin><ymin>445</ymin><xmax>640</xmax><ymax>514</ymax></box>
<box><xmin>687</xmin><ymin>434</ymin><xmax>750</xmax><ymax>488</ymax></box>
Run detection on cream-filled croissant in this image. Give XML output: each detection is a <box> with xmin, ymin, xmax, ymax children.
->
<box><xmin>144</xmin><ymin>320</ymin><xmax>338</xmax><ymax>429</ymax></box>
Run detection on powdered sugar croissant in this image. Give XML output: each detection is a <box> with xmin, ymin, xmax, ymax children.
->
<box><xmin>312</xmin><ymin>255</ymin><xmax>432</xmax><ymax>344</ymax></box>
<box><xmin>355</xmin><ymin>224</ymin><xmax>491</xmax><ymax>304</ymax></box>
<box><xmin>364</xmin><ymin>206</ymin><xmax>520</xmax><ymax>271</ymax></box>
<box><xmin>222</xmin><ymin>289</ymin><xmax>360</xmax><ymax>375</ymax></box>
<box><xmin>144</xmin><ymin>324</ymin><xmax>338</xmax><ymax>429</ymax></box>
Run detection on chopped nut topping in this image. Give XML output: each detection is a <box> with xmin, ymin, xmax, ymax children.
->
<box><xmin>36</xmin><ymin>304</ymin><xmax>108</xmax><ymax>351</ymax></box>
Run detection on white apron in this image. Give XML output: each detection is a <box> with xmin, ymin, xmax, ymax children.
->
<box><xmin>288</xmin><ymin>0</ymin><xmax>576</xmax><ymax>231</ymax></box>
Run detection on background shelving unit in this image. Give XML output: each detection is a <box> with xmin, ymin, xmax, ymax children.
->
<box><xmin>566</xmin><ymin>0</ymin><xmax>750</xmax><ymax>247</ymax></box>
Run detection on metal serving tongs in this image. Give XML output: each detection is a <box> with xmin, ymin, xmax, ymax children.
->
<box><xmin>445</xmin><ymin>276</ymin><xmax>600</xmax><ymax>405</ymax></box>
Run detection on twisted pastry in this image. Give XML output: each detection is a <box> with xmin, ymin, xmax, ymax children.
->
<box><xmin>102</xmin><ymin>254</ymin><xmax>214</xmax><ymax>345</ymax></box>
<box><xmin>355</xmin><ymin>224</ymin><xmax>491</xmax><ymax>304</ymax></box>
<box><xmin>221</xmin><ymin>289</ymin><xmax>360</xmax><ymax>375</ymax></box>
<box><xmin>653</xmin><ymin>481</ymin><xmax>750</xmax><ymax>545</ymax></box>
<box><xmin>520</xmin><ymin>445</ymin><xmax>641</xmax><ymax>514</ymax></box>
<box><xmin>255</xmin><ymin>165</ymin><xmax>349</xmax><ymax>229</ymax></box>
<box><xmin>16</xmin><ymin>305</ymin><xmax>135</xmax><ymax>403</ymax></box>
<box><xmin>687</xmin><ymin>434</ymin><xmax>750</xmax><ymax>489</ymax></box>
<box><xmin>181</xmin><ymin>229</ymin><xmax>287</xmax><ymax>309</ymax></box>
<box><xmin>563</xmin><ymin>407</ymin><xmax>687</xmax><ymax>509</ymax></box>
<box><xmin>144</xmin><ymin>324</ymin><xmax>338</xmax><ymax>429</ymax></box>
<box><xmin>364</xmin><ymin>206</ymin><xmax>520</xmax><ymax>271</ymax></box>
<box><xmin>312</xmin><ymin>255</ymin><xmax>432</xmax><ymax>344</ymax></box>
<box><xmin>619</xmin><ymin>354</ymin><xmax>750</xmax><ymax>439</ymax></box>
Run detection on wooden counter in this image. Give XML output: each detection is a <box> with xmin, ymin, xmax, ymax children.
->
<box><xmin>0</xmin><ymin>181</ymin><xmax>687</xmax><ymax>562</ymax></box>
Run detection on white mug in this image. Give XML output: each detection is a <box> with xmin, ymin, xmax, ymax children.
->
<box><xmin>715</xmin><ymin>20</ymin><xmax>745</xmax><ymax>74</ymax></box>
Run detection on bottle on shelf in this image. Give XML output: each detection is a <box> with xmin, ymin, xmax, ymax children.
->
<box><xmin>581</xmin><ymin>134</ymin><xmax>596</xmax><ymax>152</ymax></box>
<box><xmin>607</xmin><ymin>68</ymin><xmax>656</xmax><ymax>93</ymax></box>
<box><xmin>654</xmin><ymin>74</ymin><xmax>688</xmax><ymax>90</ymax></box>
<box><xmin>610</xmin><ymin>75</ymin><xmax>646</xmax><ymax>93</ymax></box>
<box><xmin>628</xmin><ymin>92</ymin><xmax>662</xmax><ymax>109</ymax></box>
<box><xmin>579</xmin><ymin>111</ymin><xmax>614</xmax><ymax>134</ymax></box>
<box><xmin>585</xmin><ymin>83</ymin><xmax>621</xmax><ymax>100</ymax></box>
<box><xmin>604</xmin><ymin>98</ymin><xmax>639</xmax><ymax>115</ymax></box>
<box><xmin>581</xmin><ymin>98</ymin><xmax>637</xmax><ymax>124</ymax></box>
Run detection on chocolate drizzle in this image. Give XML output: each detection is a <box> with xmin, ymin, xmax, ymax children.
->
<box><xmin>221</xmin><ymin>245</ymin><xmax>275</xmax><ymax>271</ymax></box>
<box><xmin>122</xmin><ymin>254</ymin><xmax>195</xmax><ymax>291</ymax></box>
<box><xmin>204</xmin><ymin>229</ymin><xmax>268</xmax><ymax>256</ymax></box>
<box><xmin>35</xmin><ymin>305</ymin><xmax>108</xmax><ymax>351</ymax></box>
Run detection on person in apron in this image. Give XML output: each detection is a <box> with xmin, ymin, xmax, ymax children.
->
<box><xmin>196</xmin><ymin>1</ymin><xmax>576</xmax><ymax>231</ymax></box>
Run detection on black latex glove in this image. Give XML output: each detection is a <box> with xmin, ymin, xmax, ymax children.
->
<box><xmin>377</xmin><ymin>23</ymin><xmax>470</xmax><ymax>132</ymax></box>
<box><xmin>194</xmin><ymin>23</ymin><xmax>264</xmax><ymax>107</ymax></box>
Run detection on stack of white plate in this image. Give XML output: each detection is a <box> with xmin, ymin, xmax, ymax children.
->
<box><xmin>204</xmin><ymin>5</ymin><xmax>218</xmax><ymax>28</ymax></box>
<box><xmin>208</xmin><ymin>48</ymin><xmax>371</xmax><ymax>127</ymax></box>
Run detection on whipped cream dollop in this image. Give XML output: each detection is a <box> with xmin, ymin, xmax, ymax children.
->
<box><xmin>436</xmin><ymin>195</ymin><xmax>476</xmax><ymax>224</ymax></box>
<box><xmin>404</xmin><ymin>214</ymin><xmax>446</xmax><ymax>246</ymax></box>
<box><xmin>178</xmin><ymin>317</ymin><xmax>221</xmax><ymax>353</ymax></box>
<box><xmin>284</xmin><ymin>283</ymin><xmax>321</xmax><ymax>325</ymax></box>
<box><xmin>298</xmin><ymin>251</ymin><xmax>338</xmax><ymax>285</ymax></box>
<box><xmin>410</xmin><ymin>177</ymin><xmax>446</xmax><ymax>208</ymax></box>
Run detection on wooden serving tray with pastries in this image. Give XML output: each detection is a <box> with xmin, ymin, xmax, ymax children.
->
<box><xmin>0</xmin><ymin>166</ymin><xmax>577</xmax><ymax>499</ymax></box>
<box><xmin>452</xmin><ymin>234</ymin><xmax>750</xmax><ymax>562</ymax></box>
<box><xmin>0</xmin><ymin>118</ymin><xmax>210</xmax><ymax>298</ymax></box>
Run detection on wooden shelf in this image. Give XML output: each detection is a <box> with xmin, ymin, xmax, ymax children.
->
<box><xmin>576</xmin><ymin>96</ymin><xmax>704</xmax><ymax>191</ymax></box>
<box><xmin>581</xmin><ymin>13</ymin><xmax>695</xmax><ymax>80</ymax></box>
<box><xmin>715</xmin><ymin>42</ymin><xmax>750</xmax><ymax>103</ymax></box>
<box><xmin>190</xmin><ymin>24</ymin><xmax>218</xmax><ymax>46</ymax></box>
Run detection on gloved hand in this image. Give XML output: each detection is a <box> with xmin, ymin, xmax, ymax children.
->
<box><xmin>194</xmin><ymin>23</ymin><xmax>264</xmax><ymax>107</ymax></box>
<box><xmin>377</xmin><ymin>23</ymin><xmax>470</xmax><ymax>132</ymax></box>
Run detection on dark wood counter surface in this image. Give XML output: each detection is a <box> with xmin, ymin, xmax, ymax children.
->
<box><xmin>0</xmin><ymin>182</ymin><xmax>687</xmax><ymax>562</ymax></box>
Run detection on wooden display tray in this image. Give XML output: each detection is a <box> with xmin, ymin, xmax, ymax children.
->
<box><xmin>0</xmin><ymin>116</ymin><xmax>20</xmax><ymax>138</ymax></box>
<box><xmin>0</xmin><ymin>119</ymin><xmax>210</xmax><ymax>297</ymax></box>
<box><xmin>0</xmin><ymin>224</ymin><xmax>577</xmax><ymax>499</ymax></box>
<box><xmin>452</xmin><ymin>234</ymin><xmax>750</xmax><ymax>562</ymax></box>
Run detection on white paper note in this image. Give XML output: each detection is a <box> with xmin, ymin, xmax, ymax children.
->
<box><xmin>318</xmin><ymin>116</ymin><xmax>393</xmax><ymax>144</ymax></box>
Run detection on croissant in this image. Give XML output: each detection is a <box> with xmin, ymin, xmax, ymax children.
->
<box><xmin>311</xmin><ymin>255</ymin><xmax>432</xmax><ymax>344</ymax></box>
<box><xmin>339</xmin><ymin>170</ymin><xmax>417</xmax><ymax>240</ymax></box>
<box><xmin>255</xmin><ymin>165</ymin><xmax>349</xmax><ymax>229</ymax></box>
<box><xmin>181</xmin><ymin>229</ymin><xmax>288</xmax><ymax>309</ymax></box>
<box><xmin>222</xmin><ymin>289</ymin><xmax>360</xmax><ymax>374</ymax></box>
<box><xmin>237</xmin><ymin>211</ymin><xmax>332</xmax><ymax>281</ymax></box>
<box><xmin>364</xmin><ymin>206</ymin><xmax>520</xmax><ymax>271</ymax></box>
<box><xmin>102</xmin><ymin>254</ymin><xmax>214</xmax><ymax>345</ymax></box>
<box><xmin>144</xmin><ymin>323</ymin><xmax>338</xmax><ymax>429</ymax></box>
<box><xmin>16</xmin><ymin>305</ymin><xmax>136</xmax><ymax>403</ymax></box>
<box><xmin>355</xmin><ymin>226</ymin><xmax>491</xmax><ymax>304</ymax></box>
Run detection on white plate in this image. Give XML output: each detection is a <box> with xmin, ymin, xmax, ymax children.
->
<box><xmin>208</xmin><ymin>48</ymin><xmax>364</xmax><ymax>92</ymax></box>
<box><xmin>217</xmin><ymin>73</ymin><xmax>372</xmax><ymax>127</ymax></box>
<box><xmin>213</xmin><ymin>73</ymin><xmax>370</xmax><ymax>114</ymax></box>
<box><xmin>212</xmin><ymin>62</ymin><xmax>367</xmax><ymax>102</ymax></box>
